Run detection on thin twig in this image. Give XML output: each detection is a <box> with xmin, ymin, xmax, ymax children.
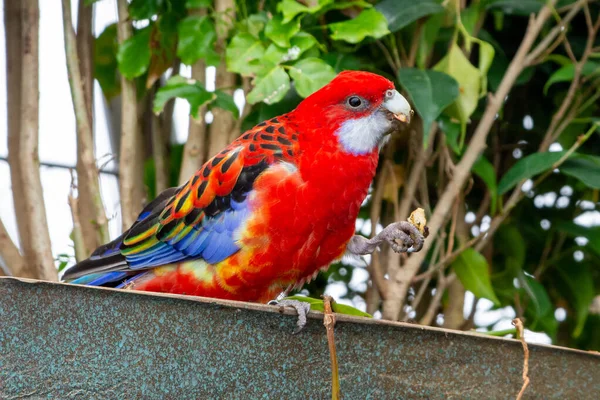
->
<box><xmin>68</xmin><ymin>171</ymin><xmax>88</xmax><ymax>262</ymax></box>
<box><xmin>375</xmin><ymin>40</ymin><xmax>400</xmax><ymax>71</ymax></box>
<box><xmin>413</xmin><ymin>235</ymin><xmax>480</xmax><ymax>282</ymax></box>
<box><xmin>525</xmin><ymin>0</ymin><xmax>586</xmax><ymax>65</ymax></box>
<box><xmin>407</xmin><ymin>238</ymin><xmax>443</xmax><ymax>320</ymax></box>
<box><xmin>512</xmin><ymin>318</ymin><xmax>530</xmax><ymax>400</ymax></box>
<box><xmin>419</xmin><ymin>272</ymin><xmax>456</xmax><ymax>326</ymax></box>
<box><xmin>323</xmin><ymin>296</ymin><xmax>340</xmax><ymax>400</ymax></box>
<box><xmin>446</xmin><ymin>198</ymin><xmax>460</xmax><ymax>255</ymax></box>
<box><xmin>407</xmin><ymin>20</ymin><xmax>424</xmax><ymax>67</ymax></box>
<box><xmin>398</xmin><ymin>123</ymin><xmax>437</xmax><ymax>220</ymax></box>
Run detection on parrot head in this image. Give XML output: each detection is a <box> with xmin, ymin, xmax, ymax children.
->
<box><xmin>293</xmin><ymin>70</ymin><xmax>412</xmax><ymax>155</ymax></box>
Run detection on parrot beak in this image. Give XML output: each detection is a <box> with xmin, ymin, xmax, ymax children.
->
<box><xmin>383</xmin><ymin>90</ymin><xmax>413</xmax><ymax>124</ymax></box>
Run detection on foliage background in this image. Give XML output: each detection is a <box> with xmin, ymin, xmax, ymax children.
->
<box><xmin>0</xmin><ymin>0</ymin><xmax>599</xmax><ymax>351</ymax></box>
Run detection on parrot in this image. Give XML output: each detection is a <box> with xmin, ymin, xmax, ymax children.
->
<box><xmin>62</xmin><ymin>70</ymin><xmax>425</xmax><ymax>330</ymax></box>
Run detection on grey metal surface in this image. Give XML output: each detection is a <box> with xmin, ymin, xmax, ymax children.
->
<box><xmin>0</xmin><ymin>277</ymin><xmax>598</xmax><ymax>399</ymax></box>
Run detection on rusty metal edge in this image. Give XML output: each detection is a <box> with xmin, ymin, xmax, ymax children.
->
<box><xmin>2</xmin><ymin>276</ymin><xmax>598</xmax><ymax>359</ymax></box>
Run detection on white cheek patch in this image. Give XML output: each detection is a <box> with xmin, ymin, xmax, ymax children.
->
<box><xmin>335</xmin><ymin>111</ymin><xmax>392</xmax><ymax>155</ymax></box>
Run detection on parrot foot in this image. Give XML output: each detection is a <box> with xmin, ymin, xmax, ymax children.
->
<box><xmin>268</xmin><ymin>299</ymin><xmax>311</xmax><ymax>334</ymax></box>
<box><xmin>347</xmin><ymin>221</ymin><xmax>425</xmax><ymax>256</ymax></box>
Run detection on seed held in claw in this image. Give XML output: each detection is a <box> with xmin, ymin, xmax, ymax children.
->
<box><xmin>408</xmin><ymin>207</ymin><xmax>428</xmax><ymax>236</ymax></box>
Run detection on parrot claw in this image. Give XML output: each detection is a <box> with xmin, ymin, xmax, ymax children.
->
<box><xmin>380</xmin><ymin>221</ymin><xmax>425</xmax><ymax>253</ymax></box>
<box><xmin>269</xmin><ymin>299</ymin><xmax>311</xmax><ymax>334</ymax></box>
<box><xmin>346</xmin><ymin>221</ymin><xmax>425</xmax><ymax>256</ymax></box>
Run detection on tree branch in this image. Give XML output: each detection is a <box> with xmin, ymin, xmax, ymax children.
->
<box><xmin>62</xmin><ymin>0</ymin><xmax>109</xmax><ymax>254</ymax></box>
<box><xmin>0</xmin><ymin>219</ymin><xmax>26</xmax><ymax>277</ymax></box>
<box><xmin>382</xmin><ymin>2</ymin><xmax>557</xmax><ymax>320</ymax></box>
<box><xmin>524</xmin><ymin>0</ymin><xmax>586</xmax><ymax>65</ymax></box>
<box><xmin>117</xmin><ymin>0</ymin><xmax>141</xmax><ymax>229</ymax></box>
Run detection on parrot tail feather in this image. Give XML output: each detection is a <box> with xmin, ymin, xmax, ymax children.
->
<box><xmin>62</xmin><ymin>252</ymin><xmax>128</xmax><ymax>281</ymax></box>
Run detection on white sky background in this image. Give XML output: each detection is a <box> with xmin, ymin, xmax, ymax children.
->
<box><xmin>1</xmin><ymin>0</ymin><xmax>599</xmax><ymax>344</ymax></box>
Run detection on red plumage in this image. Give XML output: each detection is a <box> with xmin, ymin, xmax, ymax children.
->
<box><xmin>64</xmin><ymin>71</ymin><xmax>403</xmax><ymax>304</ymax></box>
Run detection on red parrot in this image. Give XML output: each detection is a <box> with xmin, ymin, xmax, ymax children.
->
<box><xmin>63</xmin><ymin>71</ymin><xmax>423</xmax><ymax>326</ymax></box>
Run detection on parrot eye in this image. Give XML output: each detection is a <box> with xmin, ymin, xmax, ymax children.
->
<box><xmin>347</xmin><ymin>96</ymin><xmax>363</xmax><ymax>108</ymax></box>
<box><xmin>385</xmin><ymin>90</ymin><xmax>394</xmax><ymax>98</ymax></box>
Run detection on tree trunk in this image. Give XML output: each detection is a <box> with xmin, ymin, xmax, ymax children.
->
<box><xmin>62</xmin><ymin>0</ymin><xmax>110</xmax><ymax>257</ymax></box>
<box><xmin>117</xmin><ymin>0</ymin><xmax>141</xmax><ymax>229</ymax></box>
<box><xmin>179</xmin><ymin>60</ymin><xmax>208</xmax><ymax>184</ymax></box>
<box><xmin>208</xmin><ymin>0</ymin><xmax>236</xmax><ymax>159</ymax></box>
<box><xmin>18</xmin><ymin>0</ymin><xmax>56</xmax><ymax>280</ymax></box>
<box><xmin>4</xmin><ymin>0</ymin><xmax>37</xmax><ymax>278</ymax></box>
<box><xmin>75</xmin><ymin>0</ymin><xmax>110</xmax><ymax>254</ymax></box>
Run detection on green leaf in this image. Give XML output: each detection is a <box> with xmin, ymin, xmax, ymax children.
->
<box><xmin>263</xmin><ymin>44</ymin><xmax>288</xmax><ymax>65</ymax></box>
<box><xmin>289</xmin><ymin>58</ymin><xmax>336</xmax><ymax>98</ymax></box>
<box><xmin>433</xmin><ymin>44</ymin><xmax>481</xmax><ymax>145</ymax></box>
<box><xmin>289</xmin><ymin>32</ymin><xmax>318</xmax><ymax>57</ymax></box>
<box><xmin>417</xmin><ymin>13</ymin><xmax>443</xmax><ymax>70</ymax></box>
<box><xmin>461</xmin><ymin>4</ymin><xmax>482</xmax><ymax>35</ymax></box>
<box><xmin>520</xmin><ymin>274</ymin><xmax>557</xmax><ymax>335</ymax></box>
<box><xmin>211</xmin><ymin>90</ymin><xmax>239</xmax><ymax>117</ymax></box>
<box><xmin>561</xmin><ymin>154</ymin><xmax>600</xmax><ymax>189</ymax></box>
<box><xmin>117</xmin><ymin>26</ymin><xmax>152</xmax><ymax>79</ymax></box>
<box><xmin>452</xmin><ymin>248</ymin><xmax>500</xmax><ymax>305</ymax></box>
<box><xmin>56</xmin><ymin>254</ymin><xmax>71</xmax><ymax>273</ymax></box>
<box><xmin>476</xmin><ymin>40</ymin><xmax>495</xmax><ymax>96</ymax></box>
<box><xmin>397</xmin><ymin>68</ymin><xmax>459</xmax><ymax>143</ymax></box>
<box><xmin>263</xmin><ymin>33</ymin><xmax>317</xmax><ymax>65</ymax></box>
<box><xmin>497</xmin><ymin>151</ymin><xmax>566</xmax><ymax>195</ymax></box>
<box><xmin>520</xmin><ymin>274</ymin><xmax>552</xmax><ymax>319</ymax></box>
<box><xmin>129</xmin><ymin>0</ymin><xmax>161</xmax><ymax>20</ymax></box>
<box><xmin>94</xmin><ymin>24</ymin><xmax>120</xmax><ymax>99</ymax></box>
<box><xmin>544</xmin><ymin>61</ymin><xmax>600</xmax><ymax>94</ymax></box>
<box><xmin>265</xmin><ymin>15</ymin><xmax>301</xmax><ymax>48</ymax></box>
<box><xmin>556</xmin><ymin>263</ymin><xmax>594</xmax><ymax>337</ymax></box>
<box><xmin>246</xmin><ymin>66</ymin><xmax>291</xmax><ymax>105</ymax></box>
<box><xmin>329</xmin><ymin>9</ymin><xmax>390</xmax><ymax>44</ymax></box>
<box><xmin>238</xmin><ymin>12</ymin><xmax>269</xmax><ymax>39</ymax></box>
<box><xmin>186</xmin><ymin>0</ymin><xmax>212</xmax><ymax>8</ymax></box>
<box><xmin>177</xmin><ymin>15</ymin><xmax>219</xmax><ymax>66</ymax></box>
<box><xmin>376</xmin><ymin>0</ymin><xmax>444</xmax><ymax>33</ymax></box>
<box><xmin>438</xmin><ymin>115</ymin><xmax>462</xmax><ymax>154</ymax></box>
<box><xmin>331</xmin><ymin>302</ymin><xmax>373</xmax><ymax>318</ymax></box>
<box><xmin>277</xmin><ymin>0</ymin><xmax>334</xmax><ymax>24</ymax></box>
<box><xmin>555</xmin><ymin>221</ymin><xmax>600</xmax><ymax>257</ymax></box>
<box><xmin>482</xmin><ymin>0</ymin><xmax>544</xmax><ymax>15</ymax></box>
<box><xmin>472</xmin><ymin>156</ymin><xmax>498</xmax><ymax>214</ymax></box>
<box><xmin>226</xmin><ymin>33</ymin><xmax>266</xmax><ymax>75</ymax></box>
<box><xmin>154</xmin><ymin>75</ymin><xmax>215</xmax><ymax>118</ymax></box>
<box><xmin>283</xmin><ymin>296</ymin><xmax>372</xmax><ymax>317</ymax></box>
<box><xmin>497</xmin><ymin>224</ymin><xmax>526</xmax><ymax>271</ymax></box>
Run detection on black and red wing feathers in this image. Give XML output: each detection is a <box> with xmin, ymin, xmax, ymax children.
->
<box><xmin>63</xmin><ymin>116</ymin><xmax>299</xmax><ymax>280</ymax></box>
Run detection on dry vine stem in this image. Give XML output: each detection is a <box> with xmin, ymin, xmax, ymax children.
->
<box><xmin>512</xmin><ymin>318</ymin><xmax>530</xmax><ymax>400</ymax></box>
<box><xmin>323</xmin><ymin>295</ymin><xmax>340</xmax><ymax>400</ymax></box>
